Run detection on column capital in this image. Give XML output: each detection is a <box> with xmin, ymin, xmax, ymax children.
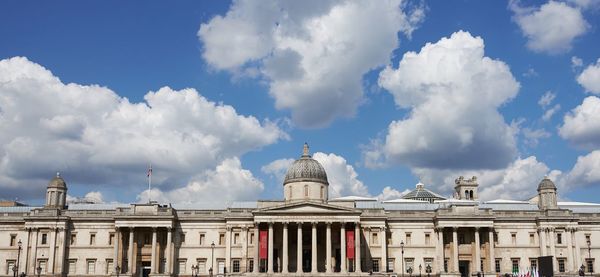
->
<box><xmin>474</xmin><ymin>226</ymin><xmax>480</xmax><ymax>232</ymax></box>
<box><xmin>129</xmin><ymin>227</ymin><xmax>135</xmax><ymax>232</ymax></box>
<box><xmin>297</xmin><ymin>221</ymin><xmax>303</xmax><ymax>226</ymax></box>
<box><xmin>452</xmin><ymin>226</ymin><xmax>459</xmax><ymax>231</ymax></box>
<box><xmin>326</xmin><ymin>221</ymin><xmax>332</xmax><ymax>226</ymax></box>
<box><xmin>114</xmin><ymin>227</ymin><xmax>120</xmax><ymax>232</ymax></box>
<box><xmin>241</xmin><ymin>226</ymin><xmax>248</xmax><ymax>231</ymax></box>
<box><xmin>226</xmin><ymin>226</ymin><xmax>232</xmax><ymax>231</ymax></box>
<box><xmin>435</xmin><ymin>227</ymin><xmax>444</xmax><ymax>232</ymax></box>
<box><xmin>282</xmin><ymin>221</ymin><xmax>289</xmax><ymax>226</ymax></box>
<box><xmin>311</xmin><ymin>221</ymin><xmax>318</xmax><ymax>227</ymax></box>
<box><xmin>152</xmin><ymin>227</ymin><xmax>157</xmax><ymax>232</ymax></box>
<box><xmin>548</xmin><ymin>227</ymin><xmax>555</xmax><ymax>232</ymax></box>
<box><xmin>268</xmin><ymin>221</ymin><xmax>274</xmax><ymax>226</ymax></box>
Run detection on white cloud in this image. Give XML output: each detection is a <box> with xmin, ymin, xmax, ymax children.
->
<box><xmin>577</xmin><ymin>58</ymin><xmax>600</xmax><ymax>94</ymax></box>
<box><xmin>510</xmin><ymin>1</ymin><xmax>589</xmax><ymax>54</ymax></box>
<box><xmin>572</xmin><ymin>56</ymin><xmax>584</xmax><ymax>70</ymax></box>
<box><xmin>198</xmin><ymin>0</ymin><xmax>425</xmax><ymax>127</ymax></box>
<box><xmin>560</xmin><ymin>150</ymin><xmax>600</xmax><ymax>188</ymax></box>
<box><xmin>414</xmin><ymin>156</ymin><xmax>561</xmax><ymax>201</ymax></box>
<box><xmin>0</xmin><ymin>57</ymin><xmax>285</xmax><ymax>201</ymax></box>
<box><xmin>376</xmin><ymin>186</ymin><xmax>410</xmax><ymax>201</ymax></box>
<box><xmin>136</xmin><ymin>158</ymin><xmax>264</xmax><ymax>206</ymax></box>
<box><xmin>369</xmin><ymin>31</ymin><xmax>519</xmax><ymax>170</ymax></box>
<box><xmin>559</xmin><ymin>96</ymin><xmax>600</xmax><ymax>149</ymax></box>
<box><xmin>538</xmin><ymin>91</ymin><xmax>556</xmax><ymax>108</ymax></box>
<box><xmin>261</xmin><ymin>158</ymin><xmax>295</xmax><ymax>183</ymax></box>
<box><xmin>522</xmin><ymin>128</ymin><xmax>551</xmax><ymax>147</ymax></box>
<box><xmin>542</xmin><ymin>104</ymin><xmax>561</xmax><ymax>121</ymax></box>
<box><xmin>312</xmin><ymin>152</ymin><xmax>370</xmax><ymax>198</ymax></box>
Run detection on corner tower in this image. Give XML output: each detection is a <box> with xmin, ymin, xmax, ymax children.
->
<box><xmin>283</xmin><ymin>143</ymin><xmax>329</xmax><ymax>203</ymax></box>
<box><xmin>454</xmin><ymin>176</ymin><xmax>479</xmax><ymax>200</ymax></box>
<box><xmin>45</xmin><ymin>172</ymin><xmax>67</xmax><ymax>209</ymax></box>
<box><xmin>537</xmin><ymin>177</ymin><xmax>558</xmax><ymax>210</ymax></box>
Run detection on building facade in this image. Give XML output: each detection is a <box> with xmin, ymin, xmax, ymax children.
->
<box><xmin>1</xmin><ymin>145</ymin><xmax>599</xmax><ymax>277</ymax></box>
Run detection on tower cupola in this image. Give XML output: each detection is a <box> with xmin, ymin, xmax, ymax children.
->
<box><xmin>537</xmin><ymin>176</ymin><xmax>558</xmax><ymax>210</ymax></box>
<box><xmin>454</xmin><ymin>176</ymin><xmax>479</xmax><ymax>200</ymax></box>
<box><xmin>45</xmin><ymin>172</ymin><xmax>67</xmax><ymax>209</ymax></box>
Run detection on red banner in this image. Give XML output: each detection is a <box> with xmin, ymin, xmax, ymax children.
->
<box><xmin>259</xmin><ymin>230</ymin><xmax>268</xmax><ymax>259</ymax></box>
<box><xmin>346</xmin><ymin>229</ymin><xmax>355</xmax><ymax>259</ymax></box>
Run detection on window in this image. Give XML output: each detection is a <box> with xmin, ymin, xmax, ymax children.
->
<box><xmin>405</xmin><ymin>258</ymin><xmax>415</xmax><ymax>274</ymax></box>
<box><xmin>89</xmin><ymin>233</ymin><xmax>96</xmax><ymax>245</ymax></box>
<box><xmin>425</xmin><ymin>233</ymin><xmax>431</xmax><ymax>245</ymax></box>
<box><xmin>320</xmin><ymin>186</ymin><xmax>324</xmax><ymax>199</ymax></box>
<box><xmin>495</xmin><ymin>259</ymin><xmax>501</xmax><ymax>273</ymax></box>
<box><xmin>41</xmin><ymin>233</ymin><xmax>48</xmax><ymax>245</ymax></box>
<box><xmin>248</xmin><ymin>259</ymin><xmax>254</xmax><ymax>273</ymax></box>
<box><xmin>109</xmin><ymin>233</ymin><xmax>114</xmax><ymax>245</ymax></box>
<box><xmin>6</xmin><ymin>260</ymin><xmax>15</xmax><ymax>275</ymax></box>
<box><xmin>387</xmin><ymin>258</ymin><xmax>395</xmax><ymax>272</ymax></box>
<box><xmin>10</xmin><ymin>234</ymin><xmax>17</xmax><ymax>246</ymax></box>
<box><xmin>444</xmin><ymin>259</ymin><xmax>449</xmax><ymax>273</ymax></box>
<box><xmin>106</xmin><ymin>259</ymin><xmax>114</xmax><ymax>274</ymax></box>
<box><xmin>288</xmin><ymin>187</ymin><xmax>292</xmax><ymax>199</ymax></box>
<box><xmin>529</xmin><ymin>233</ymin><xmax>535</xmax><ymax>245</ymax></box>
<box><xmin>586</xmin><ymin>259</ymin><xmax>594</xmax><ymax>273</ymax></box>
<box><xmin>512</xmin><ymin>259</ymin><xmax>519</xmax><ymax>273</ymax></box>
<box><xmin>70</xmin><ymin>234</ymin><xmax>77</xmax><ymax>245</ymax></box>
<box><xmin>424</xmin><ymin>258</ymin><xmax>433</xmax><ymax>273</ymax></box>
<box><xmin>177</xmin><ymin>259</ymin><xmax>186</xmax><ymax>274</ymax></box>
<box><xmin>557</xmin><ymin>233</ymin><xmax>563</xmax><ymax>244</ymax></box>
<box><xmin>219</xmin><ymin>233</ymin><xmax>225</xmax><ymax>245</ymax></box>
<box><xmin>406</xmin><ymin>233</ymin><xmax>412</xmax><ymax>245</ymax></box>
<box><xmin>233</xmin><ymin>259</ymin><xmax>241</xmax><ymax>273</ymax></box>
<box><xmin>304</xmin><ymin>185</ymin><xmax>309</xmax><ymax>197</ymax></box>
<box><xmin>38</xmin><ymin>260</ymin><xmax>47</xmax><ymax>274</ymax></box>
<box><xmin>511</xmin><ymin>233</ymin><xmax>517</xmax><ymax>245</ymax></box>
<box><xmin>218</xmin><ymin>260</ymin><xmax>225</xmax><ymax>274</ymax></box>
<box><xmin>200</xmin><ymin>233</ymin><xmax>205</xmax><ymax>245</ymax></box>
<box><xmin>558</xmin><ymin>258</ymin><xmax>565</xmax><ymax>272</ymax></box>
<box><xmin>197</xmin><ymin>259</ymin><xmax>206</xmax><ymax>274</ymax></box>
<box><xmin>234</xmin><ymin>233</ymin><xmax>240</xmax><ymax>244</ymax></box>
<box><xmin>530</xmin><ymin>259</ymin><xmax>537</xmax><ymax>272</ymax></box>
<box><xmin>250</xmin><ymin>233</ymin><xmax>255</xmax><ymax>245</ymax></box>
<box><xmin>372</xmin><ymin>233</ymin><xmax>378</xmax><ymax>244</ymax></box>
<box><xmin>372</xmin><ymin>259</ymin><xmax>380</xmax><ymax>272</ymax></box>
<box><xmin>86</xmin><ymin>260</ymin><xmax>95</xmax><ymax>275</ymax></box>
<box><xmin>68</xmin><ymin>260</ymin><xmax>77</xmax><ymax>275</ymax></box>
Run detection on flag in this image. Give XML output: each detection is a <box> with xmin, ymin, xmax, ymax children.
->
<box><xmin>259</xmin><ymin>230</ymin><xmax>268</xmax><ymax>259</ymax></box>
<box><xmin>346</xmin><ymin>230</ymin><xmax>355</xmax><ymax>259</ymax></box>
<box><xmin>147</xmin><ymin>165</ymin><xmax>152</xmax><ymax>177</ymax></box>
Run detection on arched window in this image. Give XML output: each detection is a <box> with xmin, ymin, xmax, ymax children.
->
<box><xmin>288</xmin><ymin>187</ymin><xmax>292</xmax><ymax>199</ymax></box>
<box><xmin>304</xmin><ymin>185</ymin><xmax>309</xmax><ymax>197</ymax></box>
<box><xmin>469</xmin><ymin>190</ymin><xmax>474</xmax><ymax>200</ymax></box>
<box><xmin>465</xmin><ymin>190</ymin><xmax>469</xmax><ymax>200</ymax></box>
<box><xmin>320</xmin><ymin>186</ymin><xmax>324</xmax><ymax>199</ymax></box>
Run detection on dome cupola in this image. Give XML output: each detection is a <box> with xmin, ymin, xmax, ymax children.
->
<box><xmin>283</xmin><ymin>143</ymin><xmax>329</xmax><ymax>202</ymax></box>
<box><xmin>45</xmin><ymin>172</ymin><xmax>67</xmax><ymax>209</ymax></box>
<box><xmin>537</xmin><ymin>176</ymin><xmax>557</xmax><ymax>210</ymax></box>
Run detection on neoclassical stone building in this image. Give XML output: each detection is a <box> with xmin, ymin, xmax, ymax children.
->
<box><xmin>1</xmin><ymin>145</ymin><xmax>599</xmax><ymax>277</ymax></box>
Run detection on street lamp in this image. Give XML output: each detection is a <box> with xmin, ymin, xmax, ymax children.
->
<box><xmin>587</xmin><ymin>240</ymin><xmax>592</xmax><ymax>275</ymax></box>
<box><xmin>419</xmin><ymin>264</ymin><xmax>422</xmax><ymax>277</ymax></box>
<box><xmin>191</xmin><ymin>264</ymin><xmax>199</xmax><ymax>277</ymax></box>
<box><xmin>408</xmin><ymin>266</ymin><xmax>413</xmax><ymax>277</ymax></box>
<box><xmin>36</xmin><ymin>265</ymin><xmax>41</xmax><ymax>277</ymax></box>
<box><xmin>115</xmin><ymin>265</ymin><xmax>120</xmax><ymax>277</ymax></box>
<box><xmin>426</xmin><ymin>264</ymin><xmax>432</xmax><ymax>277</ymax></box>
<box><xmin>579</xmin><ymin>264</ymin><xmax>585</xmax><ymax>277</ymax></box>
<box><xmin>15</xmin><ymin>240</ymin><xmax>22</xmax><ymax>277</ymax></box>
<box><xmin>210</xmin><ymin>241</ymin><xmax>215</xmax><ymax>277</ymax></box>
<box><xmin>401</xmin><ymin>241</ymin><xmax>405</xmax><ymax>277</ymax></box>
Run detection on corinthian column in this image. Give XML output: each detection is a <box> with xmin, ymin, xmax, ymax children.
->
<box><xmin>311</xmin><ymin>222</ymin><xmax>318</xmax><ymax>273</ymax></box>
<box><xmin>253</xmin><ymin>223</ymin><xmax>259</xmax><ymax>273</ymax></box>
<box><xmin>549</xmin><ymin>228</ymin><xmax>556</xmax><ymax>272</ymax></box>
<box><xmin>151</xmin><ymin>228</ymin><xmax>157</xmax><ymax>274</ymax></box>
<box><xmin>489</xmin><ymin>229</ymin><xmax>495</xmax><ymax>274</ymax></box>
<box><xmin>438</xmin><ymin>228</ymin><xmax>445</xmax><ymax>273</ymax></box>
<box><xmin>453</xmin><ymin>227</ymin><xmax>459</xmax><ymax>273</ymax></box>
<box><xmin>355</xmin><ymin>223</ymin><xmax>362</xmax><ymax>273</ymax></box>
<box><xmin>128</xmin><ymin>228</ymin><xmax>135</xmax><ymax>274</ymax></box>
<box><xmin>341</xmin><ymin>223</ymin><xmax>347</xmax><ymax>273</ymax></box>
<box><xmin>474</xmin><ymin>227</ymin><xmax>481</xmax><ymax>273</ymax></box>
<box><xmin>297</xmin><ymin>222</ymin><xmax>303</xmax><ymax>273</ymax></box>
<box><xmin>326</xmin><ymin>222</ymin><xmax>332</xmax><ymax>273</ymax></box>
<box><xmin>282</xmin><ymin>222</ymin><xmax>289</xmax><ymax>273</ymax></box>
<box><xmin>268</xmin><ymin>223</ymin><xmax>274</xmax><ymax>274</ymax></box>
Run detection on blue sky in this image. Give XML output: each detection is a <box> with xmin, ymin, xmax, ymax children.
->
<box><xmin>1</xmin><ymin>0</ymin><xmax>600</xmax><ymax>205</ymax></box>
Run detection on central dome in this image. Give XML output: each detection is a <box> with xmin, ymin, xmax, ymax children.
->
<box><xmin>283</xmin><ymin>143</ymin><xmax>328</xmax><ymax>185</ymax></box>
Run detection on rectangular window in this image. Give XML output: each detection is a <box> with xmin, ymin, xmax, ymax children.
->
<box><xmin>405</xmin><ymin>258</ymin><xmax>415</xmax><ymax>274</ymax></box>
<box><xmin>530</xmin><ymin>259</ymin><xmax>537</xmax><ymax>272</ymax></box>
<box><xmin>586</xmin><ymin>259</ymin><xmax>594</xmax><ymax>273</ymax></box>
<box><xmin>218</xmin><ymin>260</ymin><xmax>225</xmax><ymax>274</ymax></box>
<box><xmin>372</xmin><ymin>259</ymin><xmax>380</xmax><ymax>273</ymax></box>
<box><xmin>424</xmin><ymin>258</ymin><xmax>433</xmax><ymax>273</ymax></box>
<box><xmin>41</xmin><ymin>233</ymin><xmax>48</xmax><ymax>245</ymax></box>
<box><xmin>178</xmin><ymin>259</ymin><xmax>186</xmax><ymax>274</ymax></box>
<box><xmin>372</xmin><ymin>233</ymin><xmax>378</xmax><ymax>244</ymax></box>
<box><xmin>89</xmin><ymin>233</ymin><xmax>96</xmax><ymax>245</ymax></box>
<box><xmin>512</xmin><ymin>259</ymin><xmax>520</xmax><ymax>273</ymax></box>
<box><xmin>219</xmin><ymin>233</ymin><xmax>225</xmax><ymax>245</ymax></box>
<box><xmin>233</xmin><ymin>259</ymin><xmax>241</xmax><ymax>273</ymax></box>
<box><xmin>200</xmin><ymin>233</ymin><xmax>205</xmax><ymax>245</ymax></box>
<box><xmin>557</xmin><ymin>233</ymin><xmax>563</xmax><ymax>245</ymax></box>
<box><xmin>511</xmin><ymin>233</ymin><xmax>517</xmax><ymax>245</ymax></box>
<box><xmin>86</xmin><ymin>260</ymin><xmax>95</xmax><ymax>275</ymax></box>
<box><xmin>529</xmin><ymin>233</ymin><xmax>535</xmax><ymax>245</ymax></box>
<box><xmin>406</xmin><ymin>233</ymin><xmax>412</xmax><ymax>245</ymax></box>
<box><xmin>180</xmin><ymin>233</ymin><xmax>186</xmax><ymax>245</ymax></box>
<box><xmin>197</xmin><ymin>259</ymin><xmax>206</xmax><ymax>274</ymax></box>
<box><xmin>234</xmin><ymin>233</ymin><xmax>240</xmax><ymax>245</ymax></box>
<box><xmin>106</xmin><ymin>259</ymin><xmax>113</xmax><ymax>274</ymax></box>
<box><xmin>109</xmin><ymin>233</ymin><xmax>114</xmax><ymax>245</ymax></box>
<box><xmin>70</xmin><ymin>234</ymin><xmax>77</xmax><ymax>245</ymax></box>
<box><xmin>248</xmin><ymin>259</ymin><xmax>254</xmax><ymax>273</ymax></box>
<box><xmin>425</xmin><ymin>233</ymin><xmax>431</xmax><ymax>245</ymax></box>
<box><xmin>68</xmin><ymin>260</ymin><xmax>77</xmax><ymax>275</ymax></box>
<box><xmin>558</xmin><ymin>258</ymin><xmax>565</xmax><ymax>272</ymax></box>
<box><xmin>6</xmin><ymin>260</ymin><xmax>15</xmax><ymax>275</ymax></box>
<box><xmin>38</xmin><ymin>260</ymin><xmax>47</xmax><ymax>274</ymax></box>
<box><xmin>495</xmin><ymin>259</ymin><xmax>501</xmax><ymax>273</ymax></box>
<box><xmin>250</xmin><ymin>233</ymin><xmax>254</xmax><ymax>245</ymax></box>
<box><xmin>387</xmin><ymin>258</ymin><xmax>394</xmax><ymax>272</ymax></box>
<box><xmin>10</xmin><ymin>234</ymin><xmax>17</xmax><ymax>246</ymax></box>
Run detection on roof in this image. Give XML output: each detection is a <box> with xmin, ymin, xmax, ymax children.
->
<box><xmin>402</xmin><ymin>183</ymin><xmax>446</xmax><ymax>201</ymax></box>
<box><xmin>537</xmin><ymin>177</ymin><xmax>557</xmax><ymax>191</ymax></box>
<box><xmin>0</xmin><ymin>206</ymin><xmax>38</xmax><ymax>213</ymax></box>
<box><xmin>283</xmin><ymin>143</ymin><xmax>328</xmax><ymax>185</ymax></box>
<box><xmin>383</xmin><ymin>198</ymin><xmax>429</xmax><ymax>203</ymax></box>
<box><xmin>485</xmin><ymin>199</ymin><xmax>530</xmax><ymax>204</ymax></box>
<box><xmin>47</xmin><ymin>173</ymin><xmax>67</xmax><ymax>189</ymax></box>
<box><xmin>67</xmin><ymin>203</ymin><xmax>128</xmax><ymax>210</ymax></box>
<box><xmin>330</xmin><ymin>196</ymin><xmax>377</xmax><ymax>201</ymax></box>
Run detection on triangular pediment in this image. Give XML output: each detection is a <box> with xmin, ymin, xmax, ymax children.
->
<box><xmin>255</xmin><ymin>201</ymin><xmax>357</xmax><ymax>215</ymax></box>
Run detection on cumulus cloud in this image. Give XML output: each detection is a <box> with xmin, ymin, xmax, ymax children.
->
<box><xmin>261</xmin><ymin>158</ymin><xmax>295</xmax><ymax>183</ymax></box>
<box><xmin>572</xmin><ymin>56</ymin><xmax>584</xmax><ymax>70</ymax></box>
<box><xmin>560</xmin><ymin>150</ymin><xmax>600</xmax><ymax>188</ymax></box>
<box><xmin>0</xmin><ymin>57</ymin><xmax>285</xmax><ymax>201</ymax></box>
<box><xmin>538</xmin><ymin>91</ymin><xmax>556</xmax><ymax>108</ymax></box>
<box><xmin>522</xmin><ymin>128</ymin><xmax>552</xmax><ymax>147</ymax></box>
<box><xmin>577</xmin><ymin>58</ymin><xmax>600</xmax><ymax>94</ymax></box>
<box><xmin>136</xmin><ymin>158</ymin><xmax>263</xmax><ymax>206</ymax></box>
<box><xmin>198</xmin><ymin>0</ymin><xmax>425</xmax><ymax>127</ymax></box>
<box><xmin>368</xmin><ymin>31</ymin><xmax>519</xmax><ymax>170</ymax></box>
<box><xmin>376</xmin><ymin>186</ymin><xmax>410</xmax><ymax>201</ymax></box>
<box><xmin>312</xmin><ymin>152</ymin><xmax>370</xmax><ymax>198</ymax></box>
<box><xmin>559</xmin><ymin>96</ymin><xmax>600</xmax><ymax>149</ymax></box>
<box><xmin>414</xmin><ymin>156</ymin><xmax>561</xmax><ymax>201</ymax></box>
<box><xmin>510</xmin><ymin>0</ymin><xmax>589</xmax><ymax>54</ymax></box>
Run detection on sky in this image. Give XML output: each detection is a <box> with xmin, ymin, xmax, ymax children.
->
<box><xmin>1</xmin><ymin>0</ymin><xmax>600</xmax><ymax>206</ymax></box>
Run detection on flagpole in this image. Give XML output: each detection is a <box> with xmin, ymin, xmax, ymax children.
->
<box><xmin>148</xmin><ymin>164</ymin><xmax>152</xmax><ymax>203</ymax></box>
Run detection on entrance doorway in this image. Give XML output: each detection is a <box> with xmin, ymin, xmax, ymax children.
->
<box><xmin>141</xmin><ymin>262</ymin><xmax>151</xmax><ymax>277</ymax></box>
<box><xmin>459</xmin><ymin>261</ymin><xmax>470</xmax><ymax>277</ymax></box>
<box><xmin>303</xmin><ymin>249</ymin><xmax>311</xmax><ymax>272</ymax></box>
<box><xmin>334</xmin><ymin>248</ymin><xmax>341</xmax><ymax>272</ymax></box>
